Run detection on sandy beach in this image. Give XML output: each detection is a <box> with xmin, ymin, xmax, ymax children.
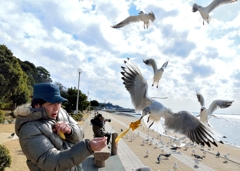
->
<box><xmin>1</xmin><ymin>111</ymin><xmax>240</xmax><ymax>171</ymax></box>
<box><xmin>99</xmin><ymin>111</ymin><xmax>240</xmax><ymax>171</ymax></box>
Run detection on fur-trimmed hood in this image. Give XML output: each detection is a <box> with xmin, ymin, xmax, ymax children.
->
<box><xmin>14</xmin><ymin>104</ymin><xmax>53</xmax><ymax>137</ymax></box>
<box><xmin>14</xmin><ymin>103</ymin><xmax>33</xmax><ymax>117</ymax></box>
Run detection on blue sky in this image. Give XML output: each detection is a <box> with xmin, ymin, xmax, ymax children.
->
<box><xmin>0</xmin><ymin>0</ymin><xmax>239</xmax><ymax>114</ymax></box>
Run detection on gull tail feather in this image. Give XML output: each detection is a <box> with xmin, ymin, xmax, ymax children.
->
<box><xmin>143</xmin><ymin>116</ymin><xmax>165</xmax><ymax>134</ymax></box>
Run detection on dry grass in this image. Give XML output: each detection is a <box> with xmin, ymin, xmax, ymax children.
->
<box><xmin>0</xmin><ymin>113</ymin><xmax>90</xmax><ymax>171</ymax></box>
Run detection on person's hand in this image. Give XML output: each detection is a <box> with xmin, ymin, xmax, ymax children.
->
<box><xmin>54</xmin><ymin>121</ymin><xmax>72</xmax><ymax>135</ymax></box>
<box><xmin>89</xmin><ymin>137</ymin><xmax>107</xmax><ymax>151</ymax></box>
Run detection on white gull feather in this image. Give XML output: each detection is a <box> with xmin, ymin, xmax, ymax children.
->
<box><xmin>111</xmin><ymin>11</ymin><xmax>155</xmax><ymax>29</ymax></box>
<box><xmin>143</xmin><ymin>58</ymin><xmax>168</xmax><ymax>88</ymax></box>
<box><xmin>196</xmin><ymin>91</ymin><xmax>234</xmax><ymax>126</ymax></box>
<box><xmin>121</xmin><ymin>58</ymin><xmax>222</xmax><ymax>147</ymax></box>
<box><xmin>192</xmin><ymin>0</ymin><xmax>238</xmax><ymax>25</ymax></box>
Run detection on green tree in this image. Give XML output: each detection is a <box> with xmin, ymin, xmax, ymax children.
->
<box><xmin>55</xmin><ymin>82</ymin><xmax>68</xmax><ymax>99</ymax></box>
<box><xmin>63</xmin><ymin>87</ymin><xmax>89</xmax><ymax>113</ymax></box>
<box><xmin>0</xmin><ymin>45</ymin><xmax>30</xmax><ymax>107</ymax></box>
<box><xmin>0</xmin><ymin>110</ymin><xmax>5</xmax><ymax>124</ymax></box>
<box><xmin>34</xmin><ymin>66</ymin><xmax>52</xmax><ymax>83</ymax></box>
<box><xmin>91</xmin><ymin>100</ymin><xmax>99</xmax><ymax>106</ymax></box>
<box><xmin>18</xmin><ymin>60</ymin><xmax>53</xmax><ymax>86</ymax></box>
<box><xmin>0</xmin><ymin>145</ymin><xmax>11</xmax><ymax>170</ymax></box>
<box><xmin>17</xmin><ymin>59</ymin><xmax>37</xmax><ymax>86</ymax></box>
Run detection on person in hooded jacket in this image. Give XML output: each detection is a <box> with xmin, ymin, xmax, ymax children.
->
<box><xmin>15</xmin><ymin>83</ymin><xmax>107</xmax><ymax>171</ymax></box>
<box><xmin>90</xmin><ymin>114</ymin><xmax>111</xmax><ymax>145</ymax></box>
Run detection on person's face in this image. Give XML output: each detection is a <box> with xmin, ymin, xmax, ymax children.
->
<box><xmin>36</xmin><ymin>102</ymin><xmax>61</xmax><ymax>119</ymax></box>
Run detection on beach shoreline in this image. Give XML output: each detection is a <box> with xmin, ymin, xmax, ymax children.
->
<box><xmin>112</xmin><ymin>112</ymin><xmax>240</xmax><ymax>148</ymax></box>
<box><xmin>101</xmin><ymin>111</ymin><xmax>240</xmax><ymax>170</ymax></box>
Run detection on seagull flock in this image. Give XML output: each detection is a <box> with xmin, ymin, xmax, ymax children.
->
<box><xmin>121</xmin><ymin>58</ymin><xmax>234</xmax><ymax>147</ymax></box>
<box><xmin>115</xmin><ymin>0</ymin><xmax>237</xmax><ymax>148</ymax></box>
<box><xmin>81</xmin><ymin>0</ymin><xmax>237</xmax><ymax>170</ymax></box>
<box><xmin>109</xmin><ymin>0</ymin><xmax>238</xmax><ymax>28</ymax></box>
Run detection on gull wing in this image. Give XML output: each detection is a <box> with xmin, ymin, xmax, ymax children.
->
<box><xmin>147</xmin><ymin>11</ymin><xmax>156</xmax><ymax>22</ymax></box>
<box><xmin>163</xmin><ymin>110</ymin><xmax>221</xmax><ymax>147</ymax></box>
<box><xmin>206</xmin><ymin>0</ymin><xmax>237</xmax><ymax>13</ymax></box>
<box><xmin>143</xmin><ymin>58</ymin><xmax>157</xmax><ymax>73</ymax></box>
<box><xmin>112</xmin><ymin>15</ymin><xmax>141</xmax><ymax>28</ymax></box>
<box><xmin>160</xmin><ymin>60</ymin><xmax>168</xmax><ymax>71</ymax></box>
<box><xmin>196</xmin><ymin>91</ymin><xmax>205</xmax><ymax>107</ymax></box>
<box><xmin>207</xmin><ymin>99</ymin><xmax>234</xmax><ymax>115</ymax></box>
<box><xmin>121</xmin><ymin>58</ymin><xmax>152</xmax><ymax>111</ymax></box>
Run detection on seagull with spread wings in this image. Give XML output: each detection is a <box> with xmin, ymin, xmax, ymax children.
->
<box><xmin>121</xmin><ymin>58</ymin><xmax>222</xmax><ymax>147</ymax></box>
<box><xmin>143</xmin><ymin>58</ymin><xmax>168</xmax><ymax>88</ymax></box>
<box><xmin>111</xmin><ymin>11</ymin><xmax>155</xmax><ymax>29</ymax></box>
<box><xmin>196</xmin><ymin>91</ymin><xmax>234</xmax><ymax>126</ymax></box>
<box><xmin>192</xmin><ymin>0</ymin><xmax>238</xmax><ymax>25</ymax></box>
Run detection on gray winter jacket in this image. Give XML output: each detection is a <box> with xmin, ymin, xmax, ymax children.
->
<box><xmin>15</xmin><ymin>104</ymin><xmax>93</xmax><ymax>171</ymax></box>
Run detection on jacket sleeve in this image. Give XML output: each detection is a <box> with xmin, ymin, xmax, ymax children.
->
<box><xmin>58</xmin><ymin>108</ymin><xmax>84</xmax><ymax>143</ymax></box>
<box><xmin>19</xmin><ymin>122</ymin><xmax>93</xmax><ymax>171</ymax></box>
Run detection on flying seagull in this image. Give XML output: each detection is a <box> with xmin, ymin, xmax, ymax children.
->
<box><xmin>196</xmin><ymin>91</ymin><xmax>234</xmax><ymax>126</ymax></box>
<box><xmin>111</xmin><ymin>11</ymin><xmax>155</xmax><ymax>29</ymax></box>
<box><xmin>121</xmin><ymin>58</ymin><xmax>222</xmax><ymax>147</ymax></box>
<box><xmin>143</xmin><ymin>58</ymin><xmax>168</xmax><ymax>88</ymax></box>
<box><xmin>192</xmin><ymin>0</ymin><xmax>238</xmax><ymax>25</ymax></box>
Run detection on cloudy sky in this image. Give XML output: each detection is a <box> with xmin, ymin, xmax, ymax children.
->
<box><xmin>1</xmin><ymin>0</ymin><xmax>239</xmax><ymax>114</ymax></box>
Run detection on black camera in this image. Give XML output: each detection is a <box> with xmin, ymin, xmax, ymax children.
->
<box><xmin>106</xmin><ymin>119</ymin><xmax>111</xmax><ymax>122</ymax></box>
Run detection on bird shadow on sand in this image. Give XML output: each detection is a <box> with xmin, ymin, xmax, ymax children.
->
<box><xmin>144</xmin><ymin>155</ymin><xmax>149</xmax><ymax>158</ymax></box>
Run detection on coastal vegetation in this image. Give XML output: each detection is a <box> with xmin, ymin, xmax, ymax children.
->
<box><xmin>0</xmin><ymin>144</ymin><xmax>11</xmax><ymax>171</ymax></box>
<box><xmin>0</xmin><ymin>44</ymin><xmax>90</xmax><ymax>114</ymax></box>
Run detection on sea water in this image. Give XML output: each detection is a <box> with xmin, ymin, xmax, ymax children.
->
<box><xmin>208</xmin><ymin>114</ymin><xmax>240</xmax><ymax>147</ymax></box>
<box><xmin>118</xmin><ymin>112</ymin><xmax>240</xmax><ymax>147</ymax></box>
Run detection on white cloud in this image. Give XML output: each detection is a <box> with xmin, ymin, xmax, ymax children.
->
<box><xmin>0</xmin><ymin>0</ymin><xmax>240</xmax><ymax>114</ymax></box>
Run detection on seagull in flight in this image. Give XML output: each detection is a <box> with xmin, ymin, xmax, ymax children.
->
<box><xmin>143</xmin><ymin>58</ymin><xmax>168</xmax><ymax>88</ymax></box>
<box><xmin>111</xmin><ymin>11</ymin><xmax>155</xmax><ymax>29</ymax></box>
<box><xmin>121</xmin><ymin>58</ymin><xmax>223</xmax><ymax>147</ymax></box>
<box><xmin>196</xmin><ymin>91</ymin><xmax>234</xmax><ymax>126</ymax></box>
<box><xmin>192</xmin><ymin>0</ymin><xmax>238</xmax><ymax>25</ymax></box>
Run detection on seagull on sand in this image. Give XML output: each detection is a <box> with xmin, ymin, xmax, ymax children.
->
<box><xmin>192</xmin><ymin>0</ymin><xmax>238</xmax><ymax>25</ymax></box>
<box><xmin>170</xmin><ymin>146</ymin><xmax>180</xmax><ymax>151</ymax></box>
<box><xmin>111</xmin><ymin>11</ymin><xmax>155</xmax><ymax>29</ymax></box>
<box><xmin>196</xmin><ymin>91</ymin><xmax>234</xmax><ymax>126</ymax></box>
<box><xmin>132</xmin><ymin>166</ymin><xmax>152</xmax><ymax>171</ymax></box>
<box><xmin>157</xmin><ymin>155</ymin><xmax>161</xmax><ymax>164</ymax></box>
<box><xmin>194</xmin><ymin>154</ymin><xmax>203</xmax><ymax>160</ymax></box>
<box><xmin>172</xmin><ymin>136</ymin><xmax>187</xmax><ymax>147</ymax></box>
<box><xmin>159</xmin><ymin>153</ymin><xmax>171</xmax><ymax>159</ymax></box>
<box><xmin>121</xmin><ymin>58</ymin><xmax>223</xmax><ymax>147</ymax></box>
<box><xmin>195</xmin><ymin>159</ymin><xmax>200</xmax><ymax>168</ymax></box>
<box><xmin>143</xmin><ymin>58</ymin><xmax>168</xmax><ymax>88</ymax></box>
<box><xmin>173</xmin><ymin>162</ymin><xmax>178</xmax><ymax>171</ymax></box>
<box><xmin>216</xmin><ymin>151</ymin><xmax>220</xmax><ymax>157</ymax></box>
